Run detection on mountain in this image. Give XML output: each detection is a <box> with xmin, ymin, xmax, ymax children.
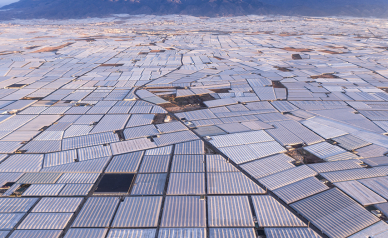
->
<box><xmin>1</xmin><ymin>0</ymin><xmax>387</xmax><ymax>19</ymax></box>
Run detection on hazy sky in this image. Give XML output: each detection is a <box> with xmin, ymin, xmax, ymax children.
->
<box><xmin>0</xmin><ymin>0</ymin><xmax>19</xmax><ymax>8</ymax></box>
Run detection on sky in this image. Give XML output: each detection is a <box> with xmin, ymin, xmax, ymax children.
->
<box><xmin>0</xmin><ymin>0</ymin><xmax>19</xmax><ymax>8</ymax></box>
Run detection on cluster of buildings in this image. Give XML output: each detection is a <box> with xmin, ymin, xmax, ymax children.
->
<box><xmin>0</xmin><ymin>15</ymin><xmax>387</xmax><ymax>237</ymax></box>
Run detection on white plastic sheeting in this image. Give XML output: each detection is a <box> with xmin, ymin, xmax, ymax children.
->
<box><xmin>159</xmin><ymin>228</ymin><xmax>206</xmax><ymax>238</ymax></box>
<box><xmin>64</xmin><ymin>228</ymin><xmax>108</xmax><ymax>238</ymax></box>
<box><xmin>0</xmin><ymin>198</ymin><xmax>38</xmax><ymax>212</ymax></box>
<box><xmin>17</xmin><ymin>173</ymin><xmax>62</xmax><ymax>184</ymax></box>
<box><xmin>207</xmin><ymin>172</ymin><xmax>264</xmax><ymax>194</ymax></box>
<box><xmin>72</xmin><ymin>197</ymin><xmax>120</xmax><ymax>227</ymax></box>
<box><xmin>77</xmin><ymin>145</ymin><xmax>112</xmax><ymax>161</ymax></box>
<box><xmin>302</xmin><ymin>120</ymin><xmax>348</xmax><ymax>139</ymax></box>
<box><xmin>359</xmin><ymin>177</ymin><xmax>388</xmax><ymax>199</ymax></box>
<box><xmin>241</xmin><ymin>154</ymin><xmax>295</xmax><ymax>179</ymax></box>
<box><xmin>18</xmin><ymin>212</ymin><xmax>73</xmax><ymax>229</ymax></box>
<box><xmin>157</xmin><ymin>121</ymin><xmax>188</xmax><ymax>133</ymax></box>
<box><xmin>209</xmin><ymin>228</ymin><xmax>256</xmax><ymax>238</ymax></box>
<box><xmin>206</xmin><ymin>155</ymin><xmax>239</xmax><ymax>172</ymax></box>
<box><xmin>304</xmin><ymin>142</ymin><xmax>347</xmax><ymax>160</ymax></box>
<box><xmin>139</xmin><ymin>155</ymin><xmax>170</xmax><ymax>173</ymax></box>
<box><xmin>59</xmin><ymin>184</ymin><xmax>93</xmax><ymax>196</ymax></box>
<box><xmin>258</xmin><ymin>165</ymin><xmax>317</xmax><ymax>190</ymax></box>
<box><xmin>348</xmin><ymin>221</ymin><xmax>388</xmax><ymax>238</ymax></box>
<box><xmin>219</xmin><ymin>141</ymin><xmax>286</xmax><ymax>164</ymax></box>
<box><xmin>251</xmin><ymin>196</ymin><xmax>306</xmax><ymax>227</ymax></box>
<box><xmin>145</xmin><ymin>145</ymin><xmax>172</xmax><ymax>155</ymax></box>
<box><xmin>333</xmin><ymin>134</ymin><xmax>371</xmax><ymax>151</ymax></box>
<box><xmin>308</xmin><ymin>160</ymin><xmax>362</xmax><ymax>173</ymax></box>
<box><xmin>131</xmin><ymin>173</ymin><xmax>167</xmax><ymax>195</ymax></box>
<box><xmin>161</xmin><ymin>196</ymin><xmax>206</xmax><ymax>227</ymax></box>
<box><xmin>210</xmin><ymin>130</ymin><xmax>273</xmax><ymax>148</ymax></box>
<box><xmin>265</xmin><ymin>228</ymin><xmax>321</xmax><ymax>238</ymax></box>
<box><xmin>171</xmin><ymin>155</ymin><xmax>205</xmax><ymax>173</ymax></box>
<box><xmin>106</xmin><ymin>229</ymin><xmax>156</xmax><ymax>238</ymax></box>
<box><xmin>335</xmin><ymin>180</ymin><xmax>386</xmax><ymax>206</ymax></box>
<box><xmin>62</xmin><ymin>132</ymin><xmax>119</xmax><ymax>150</ymax></box>
<box><xmin>111</xmin><ymin>138</ymin><xmax>157</xmax><ymax>155</ymax></box>
<box><xmin>167</xmin><ymin>173</ymin><xmax>205</xmax><ymax>195</ymax></box>
<box><xmin>0</xmin><ymin>154</ymin><xmax>43</xmax><ymax>172</ymax></box>
<box><xmin>174</xmin><ymin>140</ymin><xmax>205</xmax><ymax>155</ymax></box>
<box><xmin>9</xmin><ymin>230</ymin><xmax>62</xmax><ymax>238</ymax></box>
<box><xmin>56</xmin><ymin>173</ymin><xmax>99</xmax><ymax>184</ymax></box>
<box><xmin>153</xmin><ymin>131</ymin><xmax>198</xmax><ymax>147</ymax></box>
<box><xmin>111</xmin><ymin>196</ymin><xmax>162</xmax><ymax>227</ymax></box>
<box><xmin>0</xmin><ymin>213</ymin><xmax>25</xmax><ymax>230</ymax></box>
<box><xmin>123</xmin><ymin>125</ymin><xmax>159</xmax><ymax>140</ymax></box>
<box><xmin>273</xmin><ymin>177</ymin><xmax>329</xmax><ymax>204</ymax></box>
<box><xmin>208</xmin><ymin>196</ymin><xmax>254</xmax><ymax>227</ymax></box>
<box><xmin>291</xmin><ymin>189</ymin><xmax>379</xmax><ymax>238</ymax></box>
<box><xmin>22</xmin><ymin>184</ymin><xmax>65</xmax><ymax>196</ymax></box>
<box><xmin>321</xmin><ymin>167</ymin><xmax>387</xmax><ymax>183</ymax></box>
<box><xmin>42</xmin><ymin>157</ymin><xmax>110</xmax><ymax>173</ymax></box>
<box><xmin>44</xmin><ymin>150</ymin><xmax>78</xmax><ymax>168</ymax></box>
<box><xmin>105</xmin><ymin>151</ymin><xmax>143</xmax><ymax>173</ymax></box>
<box><xmin>32</xmin><ymin>197</ymin><xmax>83</xmax><ymax>213</ymax></box>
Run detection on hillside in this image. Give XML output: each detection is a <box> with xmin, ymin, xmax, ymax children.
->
<box><xmin>0</xmin><ymin>0</ymin><xmax>387</xmax><ymax>19</ymax></box>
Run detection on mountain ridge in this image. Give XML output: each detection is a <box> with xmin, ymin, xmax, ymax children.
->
<box><xmin>1</xmin><ymin>0</ymin><xmax>388</xmax><ymax>19</ymax></box>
